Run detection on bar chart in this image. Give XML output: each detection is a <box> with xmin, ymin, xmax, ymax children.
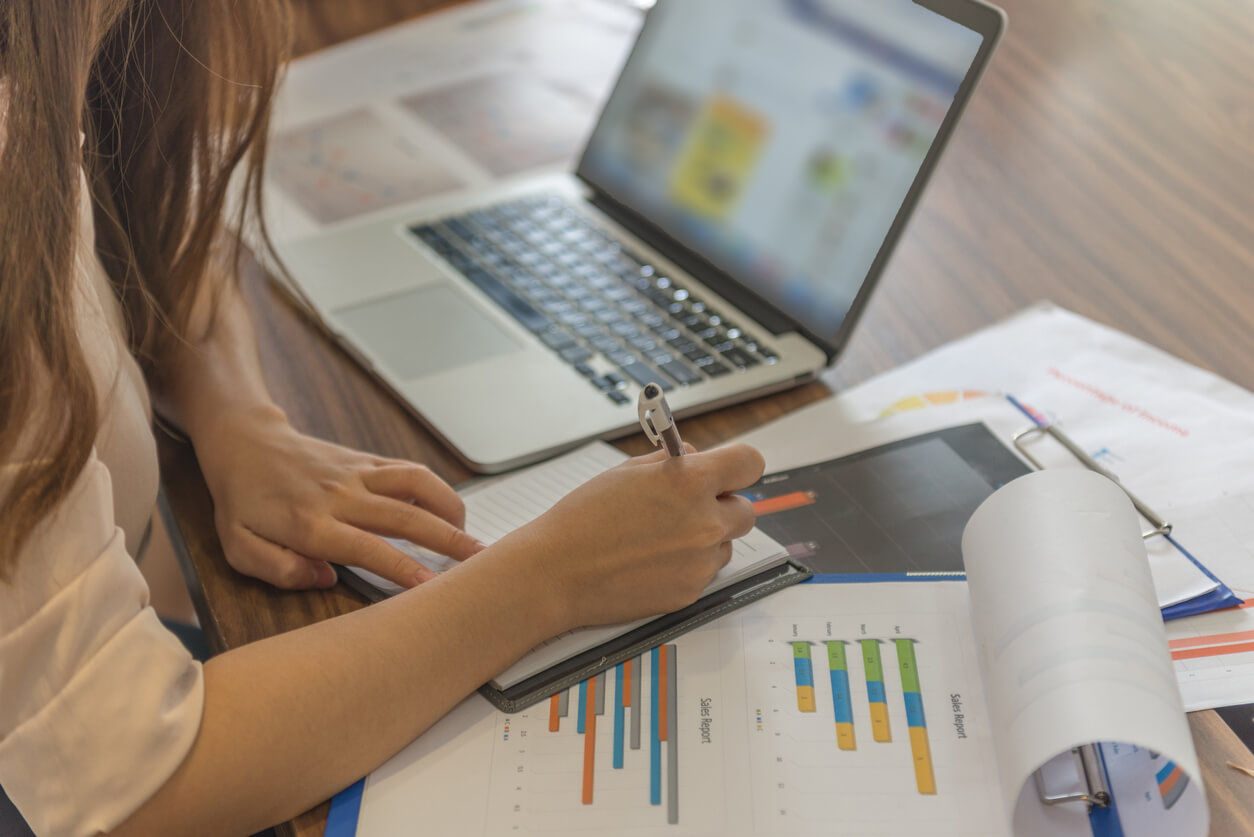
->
<box><xmin>539</xmin><ymin>647</ymin><xmax>681</xmax><ymax>821</ymax></box>
<box><xmin>354</xmin><ymin>583</ymin><xmax>1007</xmax><ymax>836</ymax></box>
<box><xmin>741</xmin><ymin>594</ymin><xmax>1003</xmax><ymax>836</ymax></box>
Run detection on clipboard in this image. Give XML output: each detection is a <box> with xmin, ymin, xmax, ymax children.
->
<box><xmin>478</xmin><ymin>559</ymin><xmax>810</xmax><ymax>713</ymax></box>
<box><xmin>1005</xmin><ymin>394</ymin><xmax>1241</xmax><ymax>621</ymax></box>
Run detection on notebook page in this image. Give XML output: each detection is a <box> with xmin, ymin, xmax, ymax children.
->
<box><xmin>345</xmin><ymin>442</ymin><xmax>789</xmax><ymax>688</ymax></box>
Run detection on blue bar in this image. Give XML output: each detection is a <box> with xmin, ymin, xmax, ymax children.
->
<box><xmin>792</xmin><ymin>655</ymin><xmax>814</xmax><ymax>688</ymax></box>
<box><xmin>903</xmin><ymin>692</ymin><xmax>926</xmax><ymax>728</ymax></box>
<box><xmin>577</xmin><ymin>679</ymin><xmax>588</xmax><ymax>734</ymax></box>
<box><xmin>866</xmin><ymin>680</ymin><xmax>886</xmax><ymax>704</ymax></box>
<box><xmin>650</xmin><ymin>647</ymin><xmax>661</xmax><ymax>805</ymax></box>
<box><xmin>613</xmin><ymin>663</ymin><xmax>625</xmax><ymax>769</ymax></box>
<box><xmin>830</xmin><ymin>669</ymin><xmax>854</xmax><ymax>725</ymax></box>
<box><xmin>325</xmin><ymin>779</ymin><xmax>365</xmax><ymax>837</ymax></box>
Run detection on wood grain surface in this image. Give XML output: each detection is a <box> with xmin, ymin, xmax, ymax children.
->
<box><xmin>157</xmin><ymin>0</ymin><xmax>1254</xmax><ymax>833</ymax></box>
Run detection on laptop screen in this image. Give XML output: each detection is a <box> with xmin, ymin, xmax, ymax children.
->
<box><xmin>578</xmin><ymin>0</ymin><xmax>987</xmax><ymax>343</ymax></box>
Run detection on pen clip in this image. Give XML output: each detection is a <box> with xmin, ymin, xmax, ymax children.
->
<box><xmin>637</xmin><ymin>384</ymin><xmax>672</xmax><ymax>449</ymax></box>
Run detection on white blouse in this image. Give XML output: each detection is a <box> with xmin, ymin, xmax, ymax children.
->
<box><xmin>0</xmin><ymin>157</ymin><xmax>205</xmax><ymax>835</ymax></box>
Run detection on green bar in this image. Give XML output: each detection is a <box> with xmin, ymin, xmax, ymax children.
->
<box><xmin>894</xmin><ymin>639</ymin><xmax>921</xmax><ymax>692</ymax></box>
<box><xmin>860</xmin><ymin>640</ymin><xmax>884</xmax><ymax>681</ymax></box>
<box><xmin>791</xmin><ymin>641</ymin><xmax>812</xmax><ymax>660</ymax></box>
<box><xmin>825</xmin><ymin>640</ymin><xmax>848</xmax><ymax>671</ymax></box>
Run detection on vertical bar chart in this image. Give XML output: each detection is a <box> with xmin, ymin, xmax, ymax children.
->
<box><xmin>860</xmin><ymin>639</ymin><xmax>892</xmax><ymax>742</ymax></box>
<box><xmin>613</xmin><ymin>663</ymin><xmax>625</xmax><ymax>769</ymax></box>
<box><xmin>553</xmin><ymin>649</ymin><xmax>678</xmax><ymax>820</ymax></box>
<box><xmin>824</xmin><ymin>640</ymin><xmax>856</xmax><ymax>750</ymax></box>
<box><xmin>651</xmin><ymin>647</ymin><xmax>662</xmax><ymax>805</ymax></box>
<box><xmin>582</xmin><ymin>674</ymin><xmax>597</xmax><ymax>804</ymax></box>
<box><xmin>666</xmin><ymin>646</ymin><xmax>679</xmax><ymax>825</ymax></box>
<box><xmin>893</xmin><ymin>639</ymin><xmax>936</xmax><ymax>795</ymax></box>
<box><xmin>791</xmin><ymin>641</ymin><xmax>817</xmax><ymax>712</ymax></box>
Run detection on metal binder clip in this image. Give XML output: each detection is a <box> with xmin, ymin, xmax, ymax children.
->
<box><xmin>1034</xmin><ymin>744</ymin><xmax>1111</xmax><ymax>809</ymax></box>
<box><xmin>1012</xmin><ymin>423</ymin><xmax>1173</xmax><ymax>540</ymax></box>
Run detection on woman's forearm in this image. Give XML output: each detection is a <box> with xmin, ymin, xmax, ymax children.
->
<box><xmin>152</xmin><ymin>276</ymin><xmax>280</xmax><ymax>444</ymax></box>
<box><xmin>114</xmin><ymin>530</ymin><xmax>568</xmax><ymax>836</ymax></box>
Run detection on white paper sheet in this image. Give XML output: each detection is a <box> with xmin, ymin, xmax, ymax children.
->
<box><xmin>347</xmin><ymin>442</ymin><xmax>789</xmax><ymax>689</ymax></box>
<box><xmin>353</xmin><ymin>528</ymin><xmax>1205</xmax><ymax>836</ymax></box>
<box><xmin>823</xmin><ymin>303</ymin><xmax>1254</xmax><ymax>598</ymax></box>
<box><xmin>262</xmin><ymin>0</ymin><xmax>642</xmax><ymax>241</ymax></box>
<box><xmin>963</xmin><ymin>469</ymin><xmax>1206</xmax><ymax>836</ymax></box>
<box><xmin>815</xmin><ymin>302</ymin><xmax>1254</xmax><ymax>710</ymax></box>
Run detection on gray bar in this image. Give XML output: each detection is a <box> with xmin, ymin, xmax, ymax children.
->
<box><xmin>595</xmin><ymin>671</ymin><xmax>607</xmax><ymax>715</ymax></box>
<box><xmin>558</xmin><ymin>687</ymin><xmax>569</xmax><ymax>718</ymax></box>
<box><xmin>630</xmin><ymin>655</ymin><xmax>643</xmax><ymax>750</ymax></box>
<box><xmin>666</xmin><ymin>645</ymin><xmax>679</xmax><ymax>825</ymax></box>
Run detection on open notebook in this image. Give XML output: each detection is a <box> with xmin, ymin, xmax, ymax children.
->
<box><xmin>340</xmin><ymin>442</ymin><xmax>808</xmax><ymax>711</ymax></box>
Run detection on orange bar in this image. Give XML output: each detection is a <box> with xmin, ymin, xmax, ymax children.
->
<box><xmin>582</xmin><ymin>678</ymin><xmax>597</xmax><ymax>804</ymax></box>
<box><xmin>1159</xmin><ymin>766</ymin><xmax>1183</xmax><ymax>796</ymax></box>
<box><xmin>659</xmin><ymin>645</ymin><xmax>668</xmax><ymax>742</ymax></box>
<box><xmin>549</xmin><ymin>693</ymin><xmax>561</xmax><ymax>732</ymax></box>
<box><xmin>1172</xmin><ymin>639</ymin><xmax>1254</xmax><ymax>661</ymax></box>
<box><xmin>623</xmin><ymin>659</ymin><xmax>632</xmax><ymax>707</ymax></box>
<box><xmin>751</xmin><ymin>490</ymin><xmax>817</xmax><ymax>516</ymax></box>
<box><xmin>1170</xmin><ymin>628</ymin><xmax>1254</xmax><ymax>650</ymax></box>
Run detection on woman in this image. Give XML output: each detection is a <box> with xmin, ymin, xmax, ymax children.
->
<box><xmin>0</xmin><ymin>2</ymin><xmax>764</xmax><ymax>834</ymax></box>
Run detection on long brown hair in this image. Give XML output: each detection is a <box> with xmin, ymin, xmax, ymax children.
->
<box><xmin>0</xmin><ymin>0</ymin><xmax>289</xmax><ymax>572</ymax></box>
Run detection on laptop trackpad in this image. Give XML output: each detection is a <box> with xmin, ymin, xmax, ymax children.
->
<box><xmin>333</xmin><ymin>285</ymin><xmax>521</xmax><ymax>381</ymax></box>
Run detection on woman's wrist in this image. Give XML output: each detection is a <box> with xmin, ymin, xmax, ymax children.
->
<box><xmin>478</xmin><ymin>525</ymin><xmax>579</xmax><ymax>639</ymax></box>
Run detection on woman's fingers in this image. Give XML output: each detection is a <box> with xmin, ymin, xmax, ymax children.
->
<box><xmin>361</xmin><ymin>464</ymin><xmax>466</xmax><ymax>529</ymax></box>
<box><xmin>230</xmin><ymin>527</ymin><xmax>338</xmax><ymax>590</ymax></box>
<box><xmin>696</xmin><ymin>443</ymin><xmax>766</xmax><ymax>494</ymax></box>
<box><xmin>310</xmin><ymin>521</ymin><xmax>439</xmax><ymax>589</ymax></box>
<box><xmin>341</xmin><ymin>495</ymin><xmax>484</xmax><ymax>562</ymax></box>
<box><xmin>717</xmin><ymin>494</ymin><xmax>757</xmax><ymax>541</ymax></box>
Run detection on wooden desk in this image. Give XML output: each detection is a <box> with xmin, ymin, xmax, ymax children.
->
<box><xmin>159</xmin><ymin>1</ymin><xmax>1254</xmax><ymax>833</ymax></box>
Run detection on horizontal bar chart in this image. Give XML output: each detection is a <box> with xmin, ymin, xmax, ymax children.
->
<box><xmin>751</xmin><ymin>490</ymin><xmax>819</xmax><ymax>516</ymax></box>
<box><xmin>1156</xmin><ymin>759</ymin><xmax>1188</xmax><ymax>809</ymax></box>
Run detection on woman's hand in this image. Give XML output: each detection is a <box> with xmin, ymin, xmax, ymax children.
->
<box><xmin>507</xmin><ymin>443</ymin><xmax>766</xmax><ymax>629</ymax></box>
<box><xmin>193</xmin><ymin>405</ymin><xmax>483</xmax><ymax>590</ymax></box>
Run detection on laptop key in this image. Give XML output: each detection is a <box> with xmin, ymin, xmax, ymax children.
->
<box><xmin>540</xmin><ymin>327</ymin><xmax>578</xmax><ymax>351</ymax></box>
<box><xmin>698</xmin><ymin>359</ymin><xmax>732</xmax><ymax>377</ymax></box>
<box><xmin>574</xmin><ymin>362</ymin><xmax>597</xmax><ymax>378</ymax></box>
<box><xmin>607</xmin><ymin>389</ymin><xmax>631</xmax><ymax>405</ymax></box>
<box><xmin>461</xmin><ymin>268</ymin><xmax>550</xmax><ymax>332</ymax></box>
<box><xmin>657</xmin><ymin>358</ymin><xmax>702</xmax><ymax>386</ymax></box>
<box><xmin>560</xmin><ymin>344</ymin><xmax>594</xmax><ymax>364</ymax></box>
<box><xmin>721</xmin><ymin>347</ymin><xmax>758</xmax><ymax>369</ymax></box>
<box><xmin>609</xmin><ymin>353</ymin><xmax>672</xmax><ymax>390</ymax></box>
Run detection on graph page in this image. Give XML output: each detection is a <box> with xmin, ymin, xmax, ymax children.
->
<box><xmin>353</xmin><ymin>581</ymin><xmax>1008</xmax><ymax>836</ymax></box>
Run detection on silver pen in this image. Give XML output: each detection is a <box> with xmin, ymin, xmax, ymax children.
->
<box><xmin>637</xmin><ymin>383</ymin><xmax>685</xmax><ymax>457</ymax></box>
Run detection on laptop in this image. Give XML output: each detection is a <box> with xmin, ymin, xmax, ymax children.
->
<box><xmin>276</xmin><ymin>0</ymin><xmax>1005</xmax><ymax>472</ymax></box>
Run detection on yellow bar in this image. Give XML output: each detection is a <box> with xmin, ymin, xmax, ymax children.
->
<box><xmin>836</xmin><ymin>722</ymin><xmax>856</xmax><ymax>751</ymax></box>
<box><xmin>908</xmin><ymin>727</ymin><xmax>937</xmax><ymax>795</ymax></box>
<box><xmin>796</xmin><ymin>685</ymin><xmax>816</xmax><ymax>713</ymax></box>
<box><xmin>869</xmin><ymin>702</ymin><xmax>892</xmax><ymax>742</ymax></box>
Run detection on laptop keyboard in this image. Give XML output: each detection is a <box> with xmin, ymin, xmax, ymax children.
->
<box><xmin>409</xmin><ymin>195</ymin><xmax>777</xmax><ymax>405</ymax></box>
